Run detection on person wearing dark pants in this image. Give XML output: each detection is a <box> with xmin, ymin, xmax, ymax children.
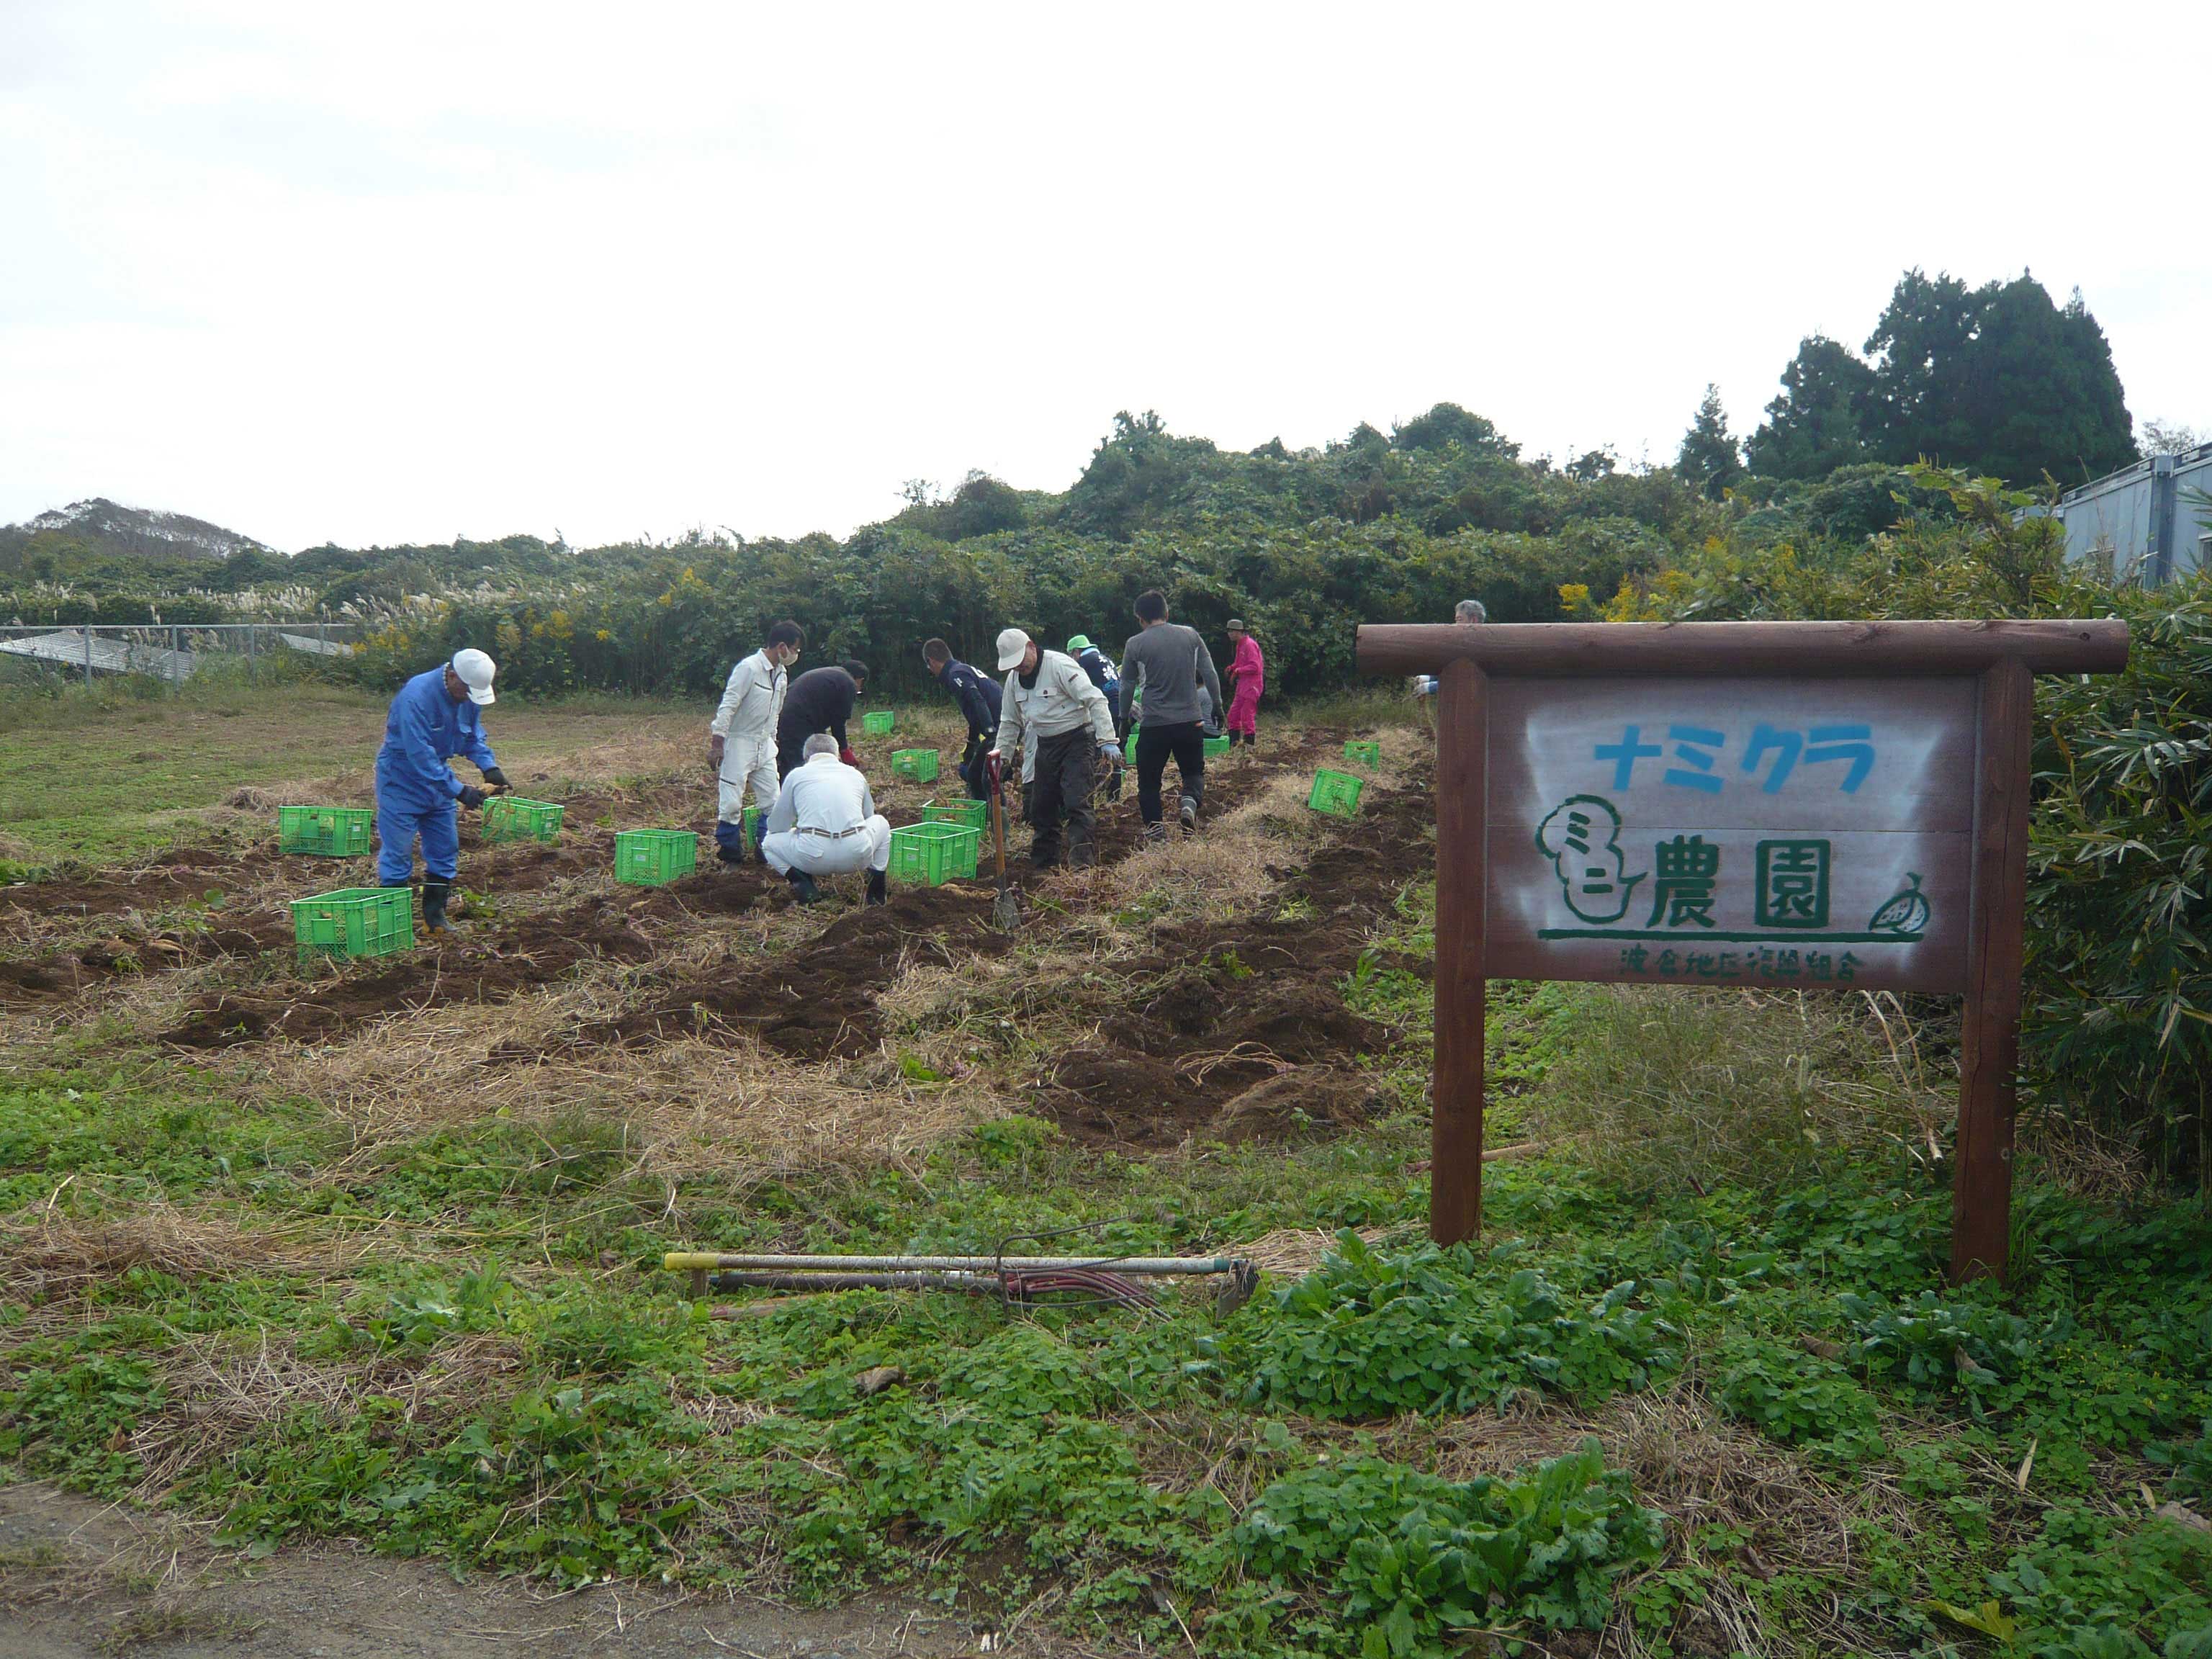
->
<box><xmin>922</xmin><ymin>637</ymin><xmax>1001</xmax><ymax>801</ymax></box>
<box><xmin>1134</xmin><ymin>721</ymin><xmax>1207</xmax><ymax>837</ymax></box>
<box><xmin>1028</xmin><ymin>727</ymin><xmax>1100</xmax><ymax>868</ymax></box>
<box><xmin>989</xmin><ymin>626</ymin><xmax>1119</xmax><ymax>871</ymax></box>
<box><xmin>1118</xmin><ymin>589</ymin><xmax>1224</xmax><ymax>845</ymax></box>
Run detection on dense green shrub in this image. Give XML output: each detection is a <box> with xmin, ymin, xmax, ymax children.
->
<box><xmin>1237</xmin><ymin>1234</ymin><xmax>1675</xmax><ymax>1418</ymax></box>
<box><xmin>1229</xmin><ymin>1442</ymin><xmax>1666</xmax><ymax>1655</ymax></box>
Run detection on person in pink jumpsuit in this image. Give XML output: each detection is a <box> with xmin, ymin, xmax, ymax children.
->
<box><xmin>1225</xmin><ymin>619</ymin><xmax>1264</xmax><ymax>748</ymax></box>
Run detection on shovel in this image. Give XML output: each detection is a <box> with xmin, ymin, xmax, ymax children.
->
<box><xmin>986</xmin><ymin>753</ymin><xmax>1020</xmax><ymax>931</ymax></box>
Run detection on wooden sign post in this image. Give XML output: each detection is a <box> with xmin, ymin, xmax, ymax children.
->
<box><xmin>1357</xmin><ymin>620</ymin><xmax>2131</xmax><ymax>1284</ymax></box>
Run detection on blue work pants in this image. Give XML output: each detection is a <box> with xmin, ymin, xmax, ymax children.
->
<box><xmin>376</xmin><ymin>791</ymin><xmax>460</xmax><ymax>884</ymax></box>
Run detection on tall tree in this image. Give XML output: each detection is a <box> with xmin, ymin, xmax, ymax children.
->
<box><xmin>1745</xmin><ymin>335</ymin><xmax>1876</xmax><ymax>480</ymax></box>
<box><xmin>1675</xmin><ymin>385</ymin><xmax>1744</xmax><ymax>500</ymax></box>
<box><xmin>1390</xmin><ymin>402</ymin><xmax>1519</xmax><ymax>458</ymax></box>
<box><xmin>1862</xmin><ymin>269</ymin><xmax>2135</xmax><ymax>485</ymax></box>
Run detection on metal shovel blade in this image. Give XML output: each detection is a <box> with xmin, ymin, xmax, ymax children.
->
<box><xmin>989</xmin><ymin>772</ymin><xmax>1020</xmax><ymax>932</ymax></box>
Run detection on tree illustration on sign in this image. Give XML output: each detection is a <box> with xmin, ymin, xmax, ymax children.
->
<box><xmin>1535</xmin><ymin>794</ymin><xmax>1645</xmax><ymax>922</ymax></box>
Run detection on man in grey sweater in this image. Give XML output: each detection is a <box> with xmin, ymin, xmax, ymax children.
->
<box><xmin>1118</xmin><ymin>589</ymin><xmax>1225</xmax><ymax>844</ymax></box>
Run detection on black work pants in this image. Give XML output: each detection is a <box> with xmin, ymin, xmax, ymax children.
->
<box><xmin>1026</xmin><ymin>727</ymin><xmax>1097</xmax><ymax>868</ymax></box>
<box><xmin>1136</xmin><ymin>721</ymin><xmax>1206</xmax><ymax>826</ymax></box>
<box><xmin>775</xmin><ymin>732</ymin><xmax>808</xmax><ymax>780</ymax></box>
<box><xmin>960</xmin><ymin>733</ymin><xmax>991</xmax><ymax>799</ymax></box>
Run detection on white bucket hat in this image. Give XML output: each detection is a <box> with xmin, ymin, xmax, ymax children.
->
<box><xmin>995</xmin><ymin>628</ymin><xmax>1032</xmax><ymax>672</ymax></box>
<box><xmin>450</xmin><ymin>647</ymin><xmax>498</xmax><ymax>705</ymax></box>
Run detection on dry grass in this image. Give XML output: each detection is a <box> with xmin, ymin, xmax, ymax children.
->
<box><xmin>1225</xmin><ymin>1223</ymin><xmax>1393</xmax><ymax>1280</ymax></box>
<box><xmin>0</xmin><ymin>1203</ymin><xmax>376</xmax><ymax>1303</ymax></box>
<box><xmin>237</xmin><ymin>977</ymin><xmax>1015</xmax><ymax>1195</ymax></box>
<box><xmin>123</xmin><ymin>1328</ymin><xmax>528</xmax><ymax>1499</ymax></box>
<box><xmin>2015</xmin><ymin>1105</ymin><xmax>2160</xmax><ymax>1203</ymax></box>
<box><xmin>1528</xmin><ymin>985</ymin><xmax>1951</xmax><ymax>1197</ymax></box>
<box><xmin>1069</xmin><ymin>770</ymin><xmax>1341</xmax><ymax>922</ymax></box>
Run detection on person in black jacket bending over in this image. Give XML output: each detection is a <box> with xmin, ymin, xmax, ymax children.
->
<box><xmin>775</xmin><ymin>660</ymin><xmax>868</xmax><ymax>779</ymax></box>
<box><xmin>922</xmin><ymin>638</ymin><xmax>1001</xmax><ymax>799</ymax></box>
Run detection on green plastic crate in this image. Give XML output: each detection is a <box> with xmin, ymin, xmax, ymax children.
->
<box><xmin>891</xmin><ymin>747</ymin><xmax>940</xmax><ymax>782</ymax></box>
<box><xmin>1204</xmin><ymin>734</ymin><xmax>1233</xmax><ymax>758</ymax></box>
<box><xmin>921</xmin><ymin>797</ymin><xmax>989</xmax><ymax>831</ymax></box>
<box><xmin>1307</xmin><ymin>768</ymin><xmax>1365</xmax><ymax>817</ymax></box>
<box><xmin>889</xmin><ymin>821</ymin><xmax>981</xmax><ymax>886</ymax></box>
<box><xmin>279</xmin><ymin>805</ymin><xmax>372</xmax><ymax>858</ymax></box>
<box><xmin>614</xmin><ymin>828</ymin><xmax>699</xmax><ymax>886</ymax></box>
<box><xmin>861</xmin><ymin>711</ymin><xmax>896</xmax><ymax>736</ymax></box>
<box><xmin>480</xmin><ymin>796</ymin><xmax>566</xmax><ymax>845</ymax></box>
<box><xmin>292</xmin><ymin>886</ymin><xmax>414</xmax><ymax>962</ymax></box>
<box><xmin>1344</xmin><ymin>739</ymin><xmax>1382</xmax><ymax>766</ymax></box>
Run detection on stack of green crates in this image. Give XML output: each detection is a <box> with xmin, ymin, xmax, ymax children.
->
<box><xmin>891</xmin><ymin>748</ymin><xmax>940</xmax><ymax>781</ymax></box>
<box><xmin>861</xmin><ymin>711</ymin><xmax>896</xmax><ymax>737</ymax></box>
<box><xmin>921</xmin><ymin>797</ymin><xmax>989</xmax><ymax>832</ymax></box>
<box><xmin>291</xmin><ymin>886</ymin><xmax>413</xmax><ymax>963</ymax></box>
<box><xmin>1344</xmin><ymin>739</ymin><xmax>1382</xmax><ymax>766</ymax></box>
<box><xmin>1203</xmin><ymin>734</ymin><xmax>1233</xmax><ymax>758</ymax></box>
<box><xmin>480</xmin><ymin>796</ymin><xmax>566</xmax><ymax>844</ymax></box>
<box><xmin>888</xmin><ymin>821</ymin><xmax>981</xmax><ymax>886</ymax></box>
<box><xmin>279</xmin><ymin>806</ymin><xmax>372</xmax><ymax>858</ymax></box>
<box><xmin>1307</xmin><ymin>769</ymin><xmax>1366</xmax><ymax>818</ymax></box>
<box><xmin>614</xmin><ymin>829</ymin><xmax>698</xmax><ymax>886</ymax></box>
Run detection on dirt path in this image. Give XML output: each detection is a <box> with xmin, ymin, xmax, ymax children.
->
<box><xmin>0</xmin><ymin>1480</ymin><xmax>997</xmax><ymax>1658</ymax></box>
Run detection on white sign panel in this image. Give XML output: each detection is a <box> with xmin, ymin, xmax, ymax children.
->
<box><xmin>1483</xmin><ymin>677</ymin><xmax>1975</xmax><ymax>993</ymax></box>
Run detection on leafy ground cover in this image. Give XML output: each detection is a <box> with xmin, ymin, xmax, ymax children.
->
<box><xmin>4</xmin><ymin>689</ymin><xmax>2211</xmax><ymax>1656</ymax></box>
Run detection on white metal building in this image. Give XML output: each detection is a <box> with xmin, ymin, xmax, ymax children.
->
<box><xmin>2049</xmin><ymin>443</ymin><xmax>2212</xmax><ymax>582</ymax></box>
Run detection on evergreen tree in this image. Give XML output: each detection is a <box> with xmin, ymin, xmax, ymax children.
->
<box><xmin>1676</xmin><ymin>385</ymin><xmax>1744</xmax><ymax>500</ymax></box>
<box><xmin>1745</xmin><ymin>336</ymin><xmax>1876</xmax><ymax>480</ymax></box>
<box><xmin>1861</xmin><ymin>269</ymin><xmax>2135</xmax><ymax>485</ymax></box>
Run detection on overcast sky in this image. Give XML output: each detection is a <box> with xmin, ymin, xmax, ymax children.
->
<box><xmin>3</xmin><ymin>1</ymin><xmax>2206</xmax><ymax>553</ymax></box>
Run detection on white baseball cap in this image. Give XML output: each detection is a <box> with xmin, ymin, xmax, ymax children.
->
<box><xmin>451</xmin><ymin>647</ymin><xmax>498</xmax><ymax>705</ymax></box>
<box><xmin>995</xmin><ymin>627</ymin><xmax>1032</xmax><ymax>672</ymax></box>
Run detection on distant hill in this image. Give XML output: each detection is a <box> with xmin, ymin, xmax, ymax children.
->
<box><xmin>0</xmin><ymin>498</ymin><xmax>277</xmax><ymax>565</ymax></box>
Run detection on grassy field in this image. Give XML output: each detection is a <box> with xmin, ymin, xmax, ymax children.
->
<box><xmin>0</xmin><ymin>676</ymin><xmax>721</xmax><ymax>864</ymax></box>
<box><xmin>3</xmin><ymin>684</ymin><xmax>2211</xmax><ymax>1657</ymax></box>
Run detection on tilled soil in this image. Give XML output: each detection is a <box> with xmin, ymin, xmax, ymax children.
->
<box><xmin>512</xmin><ymin>882</ymin><xmax>1009</xmax><ymax>1063</ymax></box>
<box><xmin>1031</xmin><ymin>763</ymin><xmax>1434</xmax><ymax>1146</ymax></box>
<box><xmin>148</xmin><ymin>744</ymin><xmax>1299</xmax><ymax>1056</ymax></box>
<box><xmin>19</xmin><ymin>737</ymin><xmax>1434</xmax><ymax>1154</ymax></box>
<box><xmin>161</xmin><ymin>894</ymin><xmax>660</xmax><ymax>1049</ymax></box>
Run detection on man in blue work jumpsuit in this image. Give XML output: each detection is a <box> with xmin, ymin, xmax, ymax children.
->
<box><xmin>375</xmin><ymin>648</ymin><xmax>508</xmax><ymax>934</ymax></box>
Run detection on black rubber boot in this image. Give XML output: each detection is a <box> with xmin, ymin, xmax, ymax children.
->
<box><xmin>421</xmin><ymin>880</ymin><xmax>454</xmax><ymax>933</ymax></box>
<box><xmin>786</xmin><ymin>869</ymin><xmax>821</xmax><ymax>904</ymax></box>
<box><xmin>1179</xmin><ymin>795</ymin><xmax>1199</xmax><ymax>837</ymax></box>
<box><xmin>866</xmin><ymin>868</ymin><xmax>887</xmax><ymax>907</ymax></box>
<box><xmin>1145</xmin><ymin>822</ymin><xmax>1169</xmax><ymax>848</ymax></box>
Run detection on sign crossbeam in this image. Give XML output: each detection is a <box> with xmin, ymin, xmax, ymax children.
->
<box><xmin>1358</xmin><ymin>619</ymin><xmax>2131</xmax><ymax>1284</ymax></box>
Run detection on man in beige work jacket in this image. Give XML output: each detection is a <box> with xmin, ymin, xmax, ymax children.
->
<box><xmin>988</xmin><ymin>627</ymin><xmax>1119</xmax><ymax>870</ymax></box>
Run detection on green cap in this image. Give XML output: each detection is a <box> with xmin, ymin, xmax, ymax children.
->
<box><xmin>1066</xmin><ymin>634</ymin><xmax>1092</xmax><ymax>653</ymax></box>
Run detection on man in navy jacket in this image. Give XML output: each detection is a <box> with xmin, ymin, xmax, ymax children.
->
<box><xmin>374</xmin><ymin>648</ymin><xmax>508</xmax><ymax>934</ymax></box>
<box><xmin>923</xmin><ymin>637</ymin><xmax>1000</xmax><ymax>799</ymax></box>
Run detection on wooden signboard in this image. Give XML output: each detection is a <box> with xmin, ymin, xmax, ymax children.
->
<box><xmin>1356</xmin><ymin>620</ymin><xmax>2131</xmax><ymax>1283</ymax></box>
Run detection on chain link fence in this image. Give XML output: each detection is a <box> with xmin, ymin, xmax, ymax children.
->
<box><xmin>0</xmin><ymin>622</ymin><xmax>361</xmax><ymax>688</ymax></box>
